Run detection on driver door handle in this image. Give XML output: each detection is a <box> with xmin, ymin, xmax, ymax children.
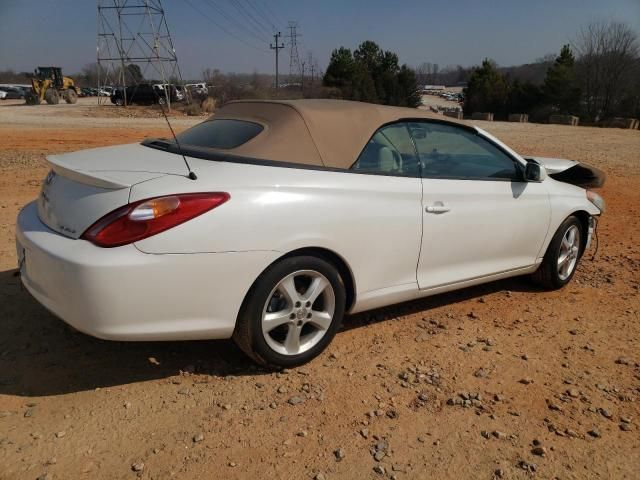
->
<box><xmin>425</xmin><ymin>202</ymin><xmax>450</xmax><ymax>214</ymax></box>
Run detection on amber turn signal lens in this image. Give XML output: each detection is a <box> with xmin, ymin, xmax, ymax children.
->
<box><xmin>128</xmin><ymin>196</ymin><xmax>181</xmax><ymax>221</ymax></box>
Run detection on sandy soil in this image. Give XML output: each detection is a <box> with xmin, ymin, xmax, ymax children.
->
<box><xmin>0</xmin><ymin>97</ymin><xmax>202</xmax><ymax>128</ymax></box>
<box><xmin>0</xmin><ymin>103</ymin><xmax>638</xmax><ymax>480</ymax></box>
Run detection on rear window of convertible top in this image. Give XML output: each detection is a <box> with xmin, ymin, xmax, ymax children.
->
<box><xmin>176</xmin><ymin>119</ymin><xmax>263</xmax><ymax>149</ymax></box>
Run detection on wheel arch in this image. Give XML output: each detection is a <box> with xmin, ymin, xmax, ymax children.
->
<box><xmin>240</xmin><ymin>246</ymin><xmax>357</xmax><ymax>315</ymax></box>
<box><xmin>570</xmin><ymin>209</ymin><xmax>592</xmax><ymax>255</ymax></box>
<box><xmin>278</xmin><ymin>247</ymin><xmax>356</xmax><ymax>312</ymax></box>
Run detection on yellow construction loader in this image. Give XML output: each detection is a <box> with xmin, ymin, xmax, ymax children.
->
<box><xmin>26</xmin><ymin>67</ymin><xmax>79</xmax><ymax>105</ymax></box>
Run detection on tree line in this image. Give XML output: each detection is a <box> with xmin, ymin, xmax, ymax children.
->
<box><xmin>321</xmin><ymin>20</ymin><xmax>639</xmax><ymax>122</ymax></box>
<box><xmin>463</xmin><ymin>20</ymin><xmax>639</xmax><ymax>121</ymax></box>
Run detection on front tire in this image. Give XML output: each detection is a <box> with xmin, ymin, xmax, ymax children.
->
<box><xmin>532</xmin><ymin>215</ymin><xmax>583</xmax><ymax>290</ymax></box>
<box><xmin>45</xmin><ymin>89</ymin><xmax>59</xmax><ymax>105</ymax></box>
<box><xmin>26</xmin><ymin>94</ymin><xmax>40</xmax><ymax>105</ymax></box>
<box><xmin>233</xmin><ymin>256</ymin><xmax>346</xmax><ymax>368</ymax></box>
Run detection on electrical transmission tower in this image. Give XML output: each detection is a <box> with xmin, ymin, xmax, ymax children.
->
<box><xmin>285</xmin><ymin>21</ymin><xmax>301</xmax><ymax>83</ymax></box>
<box><xmin>97</xmin><ymin>0</ymin><xmax>183</xmax><ymax>108</ymax></box>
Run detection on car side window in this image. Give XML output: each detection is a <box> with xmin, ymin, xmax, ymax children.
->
<box><xmin>351</xmin><ymin>123</ymin><xmax>420</xmax><ymax>177</ymax></box>
<box><xmin>408</xmin><ymin>122</ymin><xmax>521</xmax><ymax>181</ymax></box>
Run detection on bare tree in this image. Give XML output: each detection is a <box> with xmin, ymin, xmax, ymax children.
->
<box><xmin>416</xmin><ymin>62</ymin><xmax>441</xmax><ymax>85</ymax></box>
<box><xmin>573</xmin><ymin>20</ymin><xmax>639</xmax><ymax>120</ymax></box>
<box><xmin>80</xmin><ymin>63</ymin><xmax>107</xmax><ymax>88</ymax></box>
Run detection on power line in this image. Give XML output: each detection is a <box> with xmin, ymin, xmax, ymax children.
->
<box><xmin>237</xmin><ymin>0</ymin><xmax>275</xmax><ymax>34</ymax></box>
<box><xmin>259</xmin><ymin>0</ymin><xmax>286</xmax><ymax>29</ymax></box>
<box><xmin>183</xmin><ymin>0</ymin><xmax>268</xmax><ymax>52</ymax></box>
<box><xmin>201</xmin><ymin>0</ymin><xmax>269</xmax><ymax>43</ymax></box>
<box><xmin>244</xmin><ymin>0</ymin><xmax>278</xmax><ymax>31</ymax></box>
<box><xmin>227</xmin><ymin>0</ymin><xmax>272</xmax><ymax>38</ymax></box>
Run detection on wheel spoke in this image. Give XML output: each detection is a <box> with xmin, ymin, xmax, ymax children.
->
<box><xmin>263</xmin><ymin>310</ymin><xmax>292</xmax><ymax>333</ymax></box>
<box><xmin>560</xmin><ymin>261</ymin><xmax>569</xmax><ymax>277</ymax></box>
<box><xmin>558</xmin><ymin>252</ymin><xmax>570</xmax><ymax>267</ymax></box>
<box><xmin>283</xmin><ymin>325</ymin><xmax>302</xmax><ymax>354</ymax></box>
<box><xmin>303</xmin><ymin>276</ymin><xmax>329</xmax><ymax>305</ymax></box>
<box><xmin>308</xmin><ymin>311</ymin><xmax>332</xmax><ymax>331</ymax></box>
<box><xmin>561</xmin><ymin>236</ymin><xmax>570</xmax><ymax>251</ymax></box>
<box><xmin>278</xmin><ymin>276</ymin><xmax>300</xmax><ymax>305</ymax></box>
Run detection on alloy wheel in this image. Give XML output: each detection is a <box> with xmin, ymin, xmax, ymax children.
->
<box><xmin>261</xmin><ymin>270</ymin><xmax>336</xmax><ymax>356</ymax></box>
<box><xmin>557</xmin><ymin>225</ymin><xmax>580</xmax><ymax>281</ymax></box>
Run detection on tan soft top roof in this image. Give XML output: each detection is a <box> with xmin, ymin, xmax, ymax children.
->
<box><xmin>213</xmin><ymin>99</ymin><xmax>467</xmax><ymax>169</ymax></box>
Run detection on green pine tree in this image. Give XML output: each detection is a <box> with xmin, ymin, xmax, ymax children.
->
<box><xmin>543</xmin><ymin>45</ymin><xmax>581</xmax><ymax>114</ymax></box>
<box><xmin>323</xmin><ymin>41</ymin><xmax>419</xmax><ymax>107</ymax></box>
<box><xmin>463</xmin><ymin>59</ymin><xmax>509</xmax><ymax>116</ymax></box>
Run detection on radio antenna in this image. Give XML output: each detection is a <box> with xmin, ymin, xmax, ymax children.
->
<box><xmin>159</xmin><ymin>99</ymin><xmax>197</xmax><ymax>180</ymax></box>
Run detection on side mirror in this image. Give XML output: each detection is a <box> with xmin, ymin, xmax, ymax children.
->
<box><xmin>524</xmin><ymin>161</ymin><xmax>547</xmax><ymax>182</ymax></box>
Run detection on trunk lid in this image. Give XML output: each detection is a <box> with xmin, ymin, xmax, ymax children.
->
<box><xmin>38</xmin><ymin>143</ymin><xmax>185</xmax><ymax>238</ymax></box>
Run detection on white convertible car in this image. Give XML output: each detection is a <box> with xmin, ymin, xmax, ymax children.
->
<box><xmin>16</xmin><ymin>100</ymin><xmax>605</xmax><ymax>367</ymax></box>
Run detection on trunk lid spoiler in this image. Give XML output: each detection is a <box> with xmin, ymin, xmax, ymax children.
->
<box><xmin>46</xmin><ymin>157</ymin><xmax>157</xmax><ymax>189</ymax></box>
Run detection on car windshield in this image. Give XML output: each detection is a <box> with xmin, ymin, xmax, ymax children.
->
<box><xmin>175</xmin><ymin>119</ymin><xmax>263</xmax><ymax>149</ymax></box>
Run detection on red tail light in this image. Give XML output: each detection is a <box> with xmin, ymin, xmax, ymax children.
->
<box><xmin>81</xmin><ymin>192</ymin><xmax>229</xmax><ymax>247</ymax></box>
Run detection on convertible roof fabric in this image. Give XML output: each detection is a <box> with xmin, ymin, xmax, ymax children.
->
<box><xmin>212</xmin><ymin>99</ymin><xmax>466</xmax><ymax>169</ymax></box>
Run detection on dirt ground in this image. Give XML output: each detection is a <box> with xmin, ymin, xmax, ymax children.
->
<box><xmin>0</xmin><ymin>101</ymin><xmax>638</xmax><ymax>480</ymax></box>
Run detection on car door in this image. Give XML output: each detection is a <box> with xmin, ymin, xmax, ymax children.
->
<box><xmin>347</xmin><ymin>122</ymin><xmax>424</xmax><ymax>294</ymax></box>
<box><xmin>408</xmin><ymin>121</ymin><xmax>550</xmax><ymax>290</ymax></box>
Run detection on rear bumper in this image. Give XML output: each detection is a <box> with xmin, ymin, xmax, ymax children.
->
<box><xmin>16</xmin><ymin>201</ymin><xmax>278</xmax><ymax>341</ymax></box>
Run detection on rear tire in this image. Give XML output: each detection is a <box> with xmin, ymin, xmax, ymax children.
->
<box><xmin>233</xmin><ymin>256</ymin><xmax>346</xmax><ymax>368</ymax></box>
<box><xmin>531</xmin><ymin>215</ymin><xmax>583</xmax><ymax>290</ymax></box>
<box><xmin>65</xmin><ymin>89</ymin><xmax>78</xmax><ymax>104</ymax></box>
<box><xmin>45</xmin><ymin>89</ymin><xmax>59</xmax><ymax>105</ymax></box>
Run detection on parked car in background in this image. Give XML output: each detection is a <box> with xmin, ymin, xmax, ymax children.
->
<box><xmin>186</xmin><ymin>82</ymin><xmax>208</xmax><ymax>96</ymax></box>
<box><xmin>175</xmin><ymin>85</ymin><xmax>187</xmax><ymax>101</ymax></box>
<box><xmin>16</xmin><ymin>100</ymin><xmax>605</xmax><ymax>367</ymax></box>
<box><xmin>0</xmin><ymin>86</ymin><xmax>25</xmax><ymax>99</ymax></box>
<box><xmin>110</xmin><ymin>83</ymin><xmax>182</xmax><ymax>106</ymax></box>
<box><xmin>153</xmin><ymin>84</ymin><xmax>182</xmax><ymax>102</ymax></box>
<box><xmin>111</xmin><ymin>84</ymin><xmax>160</xmax><ymax>106</ymax></box>
<box><xmin>18</xmin><ymin>86</ymin><xmax>33</xmax><ymax>97</ymax></box>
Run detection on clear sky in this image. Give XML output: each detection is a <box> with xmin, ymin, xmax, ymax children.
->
<box><xmin>1</xmin><ymin>0</ymin><xmax>638</xmax><ymax>79</ymax></box>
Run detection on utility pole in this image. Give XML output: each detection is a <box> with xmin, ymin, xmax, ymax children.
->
<box><xmin>300</xmin><ymin>61</ymin><xmax>306</xmax><ymax>95</ymax></box>
<box><xmin>270</xmin><ymin>32</ymin><xmax>284</xmax><ymax>95</ymax></box>
<box><xmin>310</xmin><ymin>62</ymin><xmax>315</xmax><ymax>95</ymax></box>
